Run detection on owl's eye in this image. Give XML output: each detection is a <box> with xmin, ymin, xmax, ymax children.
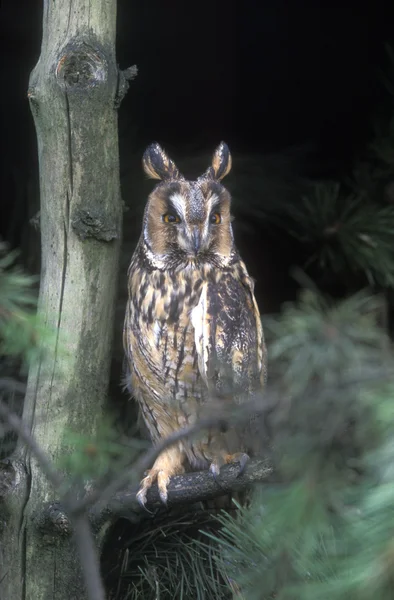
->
<box><xmin>163</xmin><ymin>213</ymin><xmax>181</xmax><ymax>224</ymax></box>
<box><xmin>210</xmin><ymin>212</ymin><xmax>221</xmax><ymax>225</ymax></box>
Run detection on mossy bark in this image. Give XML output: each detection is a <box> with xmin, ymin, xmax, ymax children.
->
<box><xmin>0</xmin><ymin>1</ymin><xmax>123</xmax><ymax>598</ymax></box>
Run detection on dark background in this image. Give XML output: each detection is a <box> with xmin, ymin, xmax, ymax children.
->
<box><xmin>1</xmin><ymin>0</ymin><xmax>393</xmax><ymax>313</ymax></box>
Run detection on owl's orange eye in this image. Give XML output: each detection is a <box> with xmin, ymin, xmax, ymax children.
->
<box><xmin>210</xmin><ymin>212</ymin><xmax>221</xmax><ymax>225</ymax></box>
<box><xmin>163</xmin><ymin>213</ymin><xmax>181</xmax><ymax>224</ymax></box>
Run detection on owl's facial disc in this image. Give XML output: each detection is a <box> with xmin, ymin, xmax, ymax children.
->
<box><xmin>167</xmin><ymin>189</ymin><xmax>207</xmax><ymax>256</ymax></box>
<box><xmin>144</xmin><ymin>180</ymin><xmax>234</xmax><ymax>265</ymax></box>
<box><xmin>167</xmin><ymin>183</ymin><xmax>230</xmax><ymax>257</ymax></box>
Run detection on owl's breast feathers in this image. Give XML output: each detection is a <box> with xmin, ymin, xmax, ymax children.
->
<box><xmin>191</xmin><ymin>266</ymin><xmax>267</xmax><ymax>397</ymax></box>
<box><xmin>123</xmin><ymin>244</ymin><xmax>266</xmax><ymax>444</ymax></box>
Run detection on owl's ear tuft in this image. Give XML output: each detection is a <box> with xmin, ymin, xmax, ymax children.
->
<box><xmin>203</xmin><ymin>142</ymin><xmax>232</xmax><ymax>181</ymax></box>
<box><xmin>142</xmin><ymin>143</ymin><xmax>183</xmax><ymax>181</ymax></box>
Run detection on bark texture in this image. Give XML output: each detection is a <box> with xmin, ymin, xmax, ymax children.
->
<box><xmin>0</xmin><ymin>1</ymin><xmax>123</xmax><ymax>598</ymax></box>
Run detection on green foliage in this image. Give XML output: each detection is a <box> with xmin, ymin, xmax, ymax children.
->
<box><xmin>0</xmin><ymin>242</ymin><xmax>70</xmax><ymax>461</ymax></box>
<box><xmin>266</xmin><ymin>289</ymin><xmax>387</xmax><ymax>391</ymax></box>
<box><xmin>0</xmin><ymin>244</ymin><xmax>37</xmax><ymax>310</ymax></box>
<box><xmin>263</xmin><ymin>290</ymin><xmax>389</xmax><ymax>483</ymax></box>
<box><xmin>0</xmin><ymin>241</ymin><xmax>58</xmax><ymax>372</ymax></box>
<box><xmin>0</xmin><ymin>242</ymin><xmax>39</xmax><ymax>365</ymax></box>
<box><xmin>203</xmin><ymin>486</ymin><xmax>336</xmax><ymax>600</ymax></box>
<box><xmin>0</xmin><ymin>242</ymin><xmax>40</xmax><ymax>456</ymax></box>
<box><xmin>198</xmin><ymin>288</ymin><xmax>394</xmax><ymax>599</ymax></box>
<box><xmin>277</xmin><ymin>182</ymin><xmax>394</xmax><ymax>287</ymax></box>
<box><xmin>58</xmin><ymin>419</ymin><xmax>148</xmax><ymax>483</ymax></box>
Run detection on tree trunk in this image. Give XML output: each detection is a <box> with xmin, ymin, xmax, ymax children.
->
<box><xmin>0</xmin><ymin>1</ymin><xmax>124</xmax><ymax>598</ymax></box>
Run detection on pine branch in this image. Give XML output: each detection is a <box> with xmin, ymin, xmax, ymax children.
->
<box><xmin>274</xmin><ymin>181</ymin><xmax>394</xmax><ymax>287</ymax></box>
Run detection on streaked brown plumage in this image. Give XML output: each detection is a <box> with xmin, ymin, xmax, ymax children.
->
<box><xmin>123</xmin><ymin>141</ymin><xmax>267</xmax><ymax>506</ymax></box>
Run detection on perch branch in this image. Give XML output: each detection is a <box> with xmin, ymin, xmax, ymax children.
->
<box><xmin>34</xmin><ymin>459</ymin><xmax>274</xmax><ymax>531</ymax></box>
<box><xmin>98</xmin><ymin>457</ymin><xmax>273</xmax><ymax>522</ymax></box>
<box><xmin>73</xmin><ymin>415</ymin><xmax>231</xmax><ymax>515</ymax></box>
<box><xmin>72</xmin><ymin>395</ymin><xmax>268</xmax><ymax>516</ymax></box>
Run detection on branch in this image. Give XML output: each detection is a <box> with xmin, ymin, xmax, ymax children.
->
<box><xmin>72</xmin><ymin>514</ymin><xmax>106</xmax><ymax>600</ymax></box>
<box><xmin>73</xmin><ymin>417</ymin><xmax>228</xmax><ymax>515</ymax></box>
<box><xmin>37</xmin><ymin>459</ymin><xmax>274</xmax><ymax>533</ymax></box>
<box><xmin>101</xmin><ymin>458</ymin><xmax>273</xmax><ymax>521</ymax></box>
<box><xmin>72</xmin><ymin>397</ymin><xmax>266</xmax><ymax>516</ymax></box>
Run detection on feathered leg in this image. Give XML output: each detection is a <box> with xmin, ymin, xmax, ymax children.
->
<box><xmin>136</xmin><ymin>444</ymin><xmax>185</xmax><ymax>507</ymax></box>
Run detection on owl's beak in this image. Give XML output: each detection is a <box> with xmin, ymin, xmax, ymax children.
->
<box><xmin>190</xmin><ymin>228</ymin><xmax>202</xmax><ymax>255</ymax></box>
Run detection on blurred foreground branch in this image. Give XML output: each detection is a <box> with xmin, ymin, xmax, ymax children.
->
<box><xmin>0</xmin><ymin>398</ymin><xmax>106</xmax><ymax>600</ymax></box>
<box><xmin>0</xmin><ymin>393</ymin><xmax>271</xmax><ymax>599</ymax></box>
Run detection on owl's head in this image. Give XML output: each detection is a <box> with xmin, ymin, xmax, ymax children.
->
<box><xmin>140</xmin><ymin>141</ymin><xmax>236</xmax><ymax>269</ymax></box>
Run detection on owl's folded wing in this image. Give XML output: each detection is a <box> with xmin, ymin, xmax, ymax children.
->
<box><xmin>191</xmin><ymin>273</ymin><xmax>266</xmax><ymax>398</ymax></box>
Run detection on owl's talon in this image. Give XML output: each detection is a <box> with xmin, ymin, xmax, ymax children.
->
<box><xmin>136</xmin><ymin>488</ymin><xmax>154</xmax><ymax>513</ymax></box>
<box><xmin>235</xmin><ymin>452</ymin><xmax>250</xmax><ymax>476</ymax></box>
<box><xmin>135</xmin><ymin>464</ymin><xmax>177</xmax><ymax>509</ymax></box>
<box><xmin>209</xmin><ymin>457</ymin><xmax>225</xmax><ymax>478</ymax></box>
<box><xmin>209</xmin><ymin>457</ymin><xmax>227</xmax><ymax>491</ymax></box>
<box><xmin>209</xmin><ymin>452</ymin><xmax>250</xmax><ymax>484</ymax></box>
<box><xmin>136</xmin><ymin>472</ymin><xmax>156</xmax><ymax>512</ymax></box>
<box><xmin>157</xmin><ymin>470</ymin><xmax>170</xmax><ymax>505</ymax></box>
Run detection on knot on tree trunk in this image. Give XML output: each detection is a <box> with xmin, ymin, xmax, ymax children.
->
<box><xmin>56</xmin><ymin>41</ymin><xmax>108</xmax><ymax>89</ymax></box>
<box><xmin>71</xmin><ymin>207</ymin><xmax>119</xmax><ymax>241</ymax></box>
<box><xmin>32</xmin><ymin>502</ymin><xmax>72</xmax><ymax>539</ymax></box>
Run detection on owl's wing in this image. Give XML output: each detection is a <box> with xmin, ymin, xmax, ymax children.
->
<box><xmin>191</xmin><ymin>271</ymin><xmax>266</xmax><ymax>398</ymax></box>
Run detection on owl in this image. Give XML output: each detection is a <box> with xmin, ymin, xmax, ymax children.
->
<box><xmin>123</xmin><ymin>141</ymin><xmax>267</xmax><ymax>507</ymax></box>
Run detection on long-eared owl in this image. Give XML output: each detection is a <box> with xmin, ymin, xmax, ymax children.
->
<box><xmin>123</xmin><ymin>141</ymin><xmax>267</xmax><ymax>506</ymax></box>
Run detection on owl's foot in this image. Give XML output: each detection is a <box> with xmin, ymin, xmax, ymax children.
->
<box><xmin>136</xmin><ymin>448</ymin><xmax>185</xmax><ymax>509</ymax></box>
<box><xmin>136</xmin><ymin>469</ymin><xmax>171</xmax><ymax>509</ymax></box>
<box><xmin>209</xmin><ymin>452</ymin><xmax>250</xmax><ymax>481</ymax></box>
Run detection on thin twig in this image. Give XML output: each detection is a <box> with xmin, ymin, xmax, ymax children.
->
<box><xmin>72</xmin><ymin>515</ymin><xmax>106</xmax><ymax>600</ymax></box>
